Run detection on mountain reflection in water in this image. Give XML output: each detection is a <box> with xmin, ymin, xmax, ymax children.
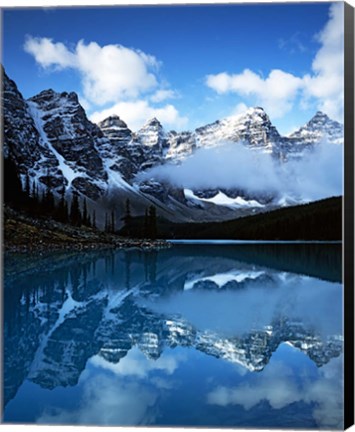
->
<box><xmin>3</xmin><ymin>243</ymin><xmax>343</xmax><ymax>429</ymax></box>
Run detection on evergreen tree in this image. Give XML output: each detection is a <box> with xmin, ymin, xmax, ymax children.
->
<box><xmin>40</xmin><ymin>189</ymin><xmax>46</xmax><ymax>206</ymax></box>
<box><xmin>148</xmin><ymin>205</ymin><xmax>157</xmax><ymax>239</ymax></box>
<box><xmin>29</xmin><ymin>179</ymin><xmax>40</xmax><ymax>215</ymax></box>
<box><xmin>104</xmin><ymin>212</ymin><xmax>109</xmax><ymax>232</ymax></box>
<box><xmin>41</xmin><ymin>168</ymin><xmax>55</xmax><ymax>216</ymax></box>
<box><xmin>56</xmin><ymin>186</ymin><xmax>68</xmax><ymax>223</ymax></box>
<box><xmin>122</xmin><ymin>199</ymin><xmax>132</xmax><ymax>235</ymax></box>
<box><xmin>92</xmin><ymin>210</ymin><xmax>97</xmax><ymax>230</ymax></box>
<box><xmin>25</xmin><ymin>173</ymin><xmax>31</xmax><ymax>197</ymax></box>
<box><xmin>111</xmin><ymin>209</ymin><xmax>115</xmax><ymax>233</ymax></box>
<box><xmin>144</xmin><ymin>208</ymin><xmax>149</xmax><ymax>238</ymax></box>
<box><xmin>87</xmin><ymin>213</ymin><xmax>92</xmax><ymax>228</ymax></box>
<box><xmin>82</xmin><ymin>197</ymin><xmax>88</xmax><ymax>226</ymax></box>
<box><xmin>3</xmin><ymin>157</ymin><xmax>24</xmax><ymax>207</ymax></box>
<box><xmin>125</xmin><ymin>199</ymin><xmax>131</xmax><ymax>220</ymax></box>
<box><xmin>70</xmin><ymin>192</ymin><xmax>81</xmax><ymax>226</ymax></box>
<box><xmin>31</xmin><ymin>180</ymin><xmax>37</xmax><ymax>201</ymax></box>
<box><xmin>44</xmin><ymin>187</ymin><xmax>55</xmax><ymax>215</ymax></box>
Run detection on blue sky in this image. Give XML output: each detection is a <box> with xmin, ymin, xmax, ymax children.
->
<box><xmin>2</xmin><ymin>2</ymin><xmax>344</xmax><ymax>134</ymax></box>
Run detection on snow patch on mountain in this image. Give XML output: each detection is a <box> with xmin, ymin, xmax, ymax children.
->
<box><xmin>27</xmin><ymin>101</ymin><xmax>79</xmax><ymax>189</ymax></box>
<box><xmin>184</xmin><ymin>189</ymin><xmax>264</xmax><ymax>209</ymax></box>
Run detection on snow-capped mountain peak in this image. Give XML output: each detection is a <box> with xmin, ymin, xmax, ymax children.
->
<box><xmin>232</xmin><ymin>106</ymin><xmax>270</xmax><ymax>122</ymax></box>
<box><xmin>143</xmin><ymin>117</ymin><xmax>162</xmax><ymax>128</ymax></box>
<box><xmin>22</xmin><ymin>83</ymin><xmax>109</xmax><ymax>199</ymax></box>
<box><xmin>3</xmin><ymin>68</ymin><xmax>344</xmax><ymax>222</ymax></box>
<box><xmin>136</xmin><ymin>117</ymin><xmax>166</xmax><ymax>148</ymax></box>
<box><xmin>98</xmin><ymin>114</ymin><xmax>130</xmax><ymax>131</ymax></box>
<box><xmin>288</xmin><ymin>111</ymin><xmax>343</xmax><ymax>146</ymax></box>
<box><xmin>194</xmin><ymin>106</ymin><xmax>281</xmax><ymax>153</ymax></box>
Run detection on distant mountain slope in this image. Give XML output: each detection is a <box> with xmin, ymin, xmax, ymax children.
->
<box><xmin>124</xmin><ymin>196</ymin><xmax>342</xmax><ymax>241</ymax></box>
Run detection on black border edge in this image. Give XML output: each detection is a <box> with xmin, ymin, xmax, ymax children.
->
<box><xmin>344</xmin><ymin>1</ymin><xmax>355</xmax><ymax>430</ymax></box>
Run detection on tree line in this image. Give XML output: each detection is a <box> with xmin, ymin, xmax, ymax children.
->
<box><xmin>3</xmin><ymin>158</ymin><xmax>158</xmax><ymax>239</ymax></box>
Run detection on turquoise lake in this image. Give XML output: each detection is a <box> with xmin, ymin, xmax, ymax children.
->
<box><xmin>3</xmin><ymin>243</ymin><xmax>343</xmax><ymax>429</ymax></box>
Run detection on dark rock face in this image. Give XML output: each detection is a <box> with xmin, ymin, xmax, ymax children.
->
<box><xmin>71</xmin><ymin>177</ymin><xmax>104</xmax><ymax>200</ymax></box>
<box><xmin>97</xmin><ymin>116</ymin><xmax>167</xmax><ymax>182</ymax></box>
<box><xmin>139</xmin><ymin>180</ymin><xmax>168</xmax><ymax>202</ymax></box>
<box><xmin>3</xmin><ymin>69</ymin><xmax>344</xmax><ymax>219</ymax></box>
<box><xmin>2</xmin><ymin>70</ymin><xmax>59</xmax><ymax>182</ymax></box>
<box><xmin>28</xmin><ymin>89</ymin><xmax>108</xmax><ymax>199</ymax></box>
<box><xmin>97</xmin><ymin>115</ymin><xmax>132</xmax><ymax>155</ymax></box>
<box><xmin>3</xmin><ymin>69</ymin><xmax>111</xmax><ymax>198</ymax></box>
<box><xmin>96</xmin><ymin>116</ymin><xmax>139</xmax><ymax>182</ymax></box>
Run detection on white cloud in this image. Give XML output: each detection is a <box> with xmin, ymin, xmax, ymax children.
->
<box><xmin>150</xmin><ymin>89</ymin><xmax>177</xmax><ymax>103</ymax></box>
<box><xmin>231</xmin><ymin>102</ymin><xmax>249</xmax><ymax>116</ymax></box>
<box><xmin>37</xmin><ymin>347</ymin><xmax>187</xmax><ymax>425</ymax></box>
<box><xmin>207</xmin><ymin>352</ymin><xmax>344</xmax><ymax>429</ymax></box>
<box><xmin>76</xmin><ymin>41</ymin><xmax>159</xmax><ymax>105</ymax></box>
<box><xmin>24</xmin><ymin>36</ymin><xmax>159</xmax><ymax>106</ymax></box>
<box><xmin>91</xmin><ymin>346</ymin><xmax>185</xmax><ymax>378</ymax></box>
<box><xmin>208</xmin><ymin>360</ymin><xmax>301</xmax><ymax>410</ymax></box>
<box><xmin>139</xmin><ymin>142</ymin><xmax>280</xmax><ymax>192</ymax></box>
<box><xmin>206</xmin><ymin>3</ymin><xmax>344</xmax><ymax>122</ymax></box>
<box><xmin>302</xmin><ymin>2</ymin><xmax>344</xmax><ymax>121</ymax></box>
<box><xmin>38</xmin><ymin>374</ymin><xmax>158</xmax><ymax>425</ymax></box>
<box><xmin>25</xmin><ymin>36</ymin><xmax>187</xmax><ymax>131</ymax></box>
<box><xmin>138</xmin><ymin>139</ymin><xmax>343</xmax><ymax>201</ymax></box>
<box><xmin>206</xmin><ymin>69</ymin><xmax>303</xmax><ymax>118</ymax></box>
<box><xmin>24</xmin><ymin>36</ymin><xmax>76</xmax><ymax>69</ymax></box>
<box><xmin>90</xmin><ymin>99</ymin><xmax>188</xmax><ymax>131</ymax></box>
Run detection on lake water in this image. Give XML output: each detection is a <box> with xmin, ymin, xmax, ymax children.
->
<box><xmin>3</xmin><ymin>243</ymin><xmax>343</xmax><ymax>429</ymax></box>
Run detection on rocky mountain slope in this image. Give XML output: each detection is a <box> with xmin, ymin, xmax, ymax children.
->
<box><xmin>2</xmin><ymin>68</ymin><xmax>344</xmax><ymax>223</ymax></box>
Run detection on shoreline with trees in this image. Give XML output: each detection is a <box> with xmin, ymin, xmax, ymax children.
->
<box><xmin>3</xmin><ymin>157</ymin><xmax>164</xmax><ymax>253</ymax></box>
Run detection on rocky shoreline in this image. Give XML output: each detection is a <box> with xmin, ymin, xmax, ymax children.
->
<box><xmin>3</xmin><ymin>206</ymin><xmax>171</xmax><ymax>253</ymax></box>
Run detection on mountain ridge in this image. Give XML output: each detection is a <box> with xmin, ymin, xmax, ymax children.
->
<box><xmin>2</xmin><ymin>68</ymin><xmax>344</xmax><ymax>224</ymax></box>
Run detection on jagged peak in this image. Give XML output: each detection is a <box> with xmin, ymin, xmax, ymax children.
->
<box><xmin>142</xmin><ymin>117</ymin><xmax>163</xmax><ymax>129</ymax></box>
<box><xmin>242</xmin><ymin>106</ymin><xmax>269</xmax><ymax>119</ymax></box>
<box><xmin>303</xmin><ymin>110</ymin><xmax>343</xmax><ymax>129</ymax></box>
<box><xmin>248</xmin><ymin>106</ymin><xmax>266</xmax><ymax>114</ymax></box>
<box><xmin>28</xmin><ymin>88</ymin><xmax>80</xmax><ymax>105</ymax></box>
<box><xmin>29</xmin><ymin>88</ymin><xmax>58</xmax><ymax>99</ymax></box>
<box><xmin>310</xmin><ymin>111</ymin><xmax>330</xmax><ymax>121</ymax></box>
<box><xmin>308</xmin><ymin>111</ymin><xmax>343</xmax><ymax>128</ymax></box>
<box><xmin>62</xmin><ymin>91</ymin><xmax>79</xmax><ymax>103</ymax></box>
<box><xmin>105</xmin><ymin>114</ymin><xmax>120</xmax><ymax>120</ymax></box>
<box><xmin>224</xmin><ymin>106</ymin><xmax>270</xmax><ymax>125</ymax></box>
<box><xmin>98</xmin><ymin>115</ymin><xmax>129</xmax><ymax>130</ymax></box>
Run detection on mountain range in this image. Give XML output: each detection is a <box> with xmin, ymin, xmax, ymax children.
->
<box><xmin>2</xmin><ymin>68</ymin><xmax>344</xmax><ymax>224</ymax></box>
